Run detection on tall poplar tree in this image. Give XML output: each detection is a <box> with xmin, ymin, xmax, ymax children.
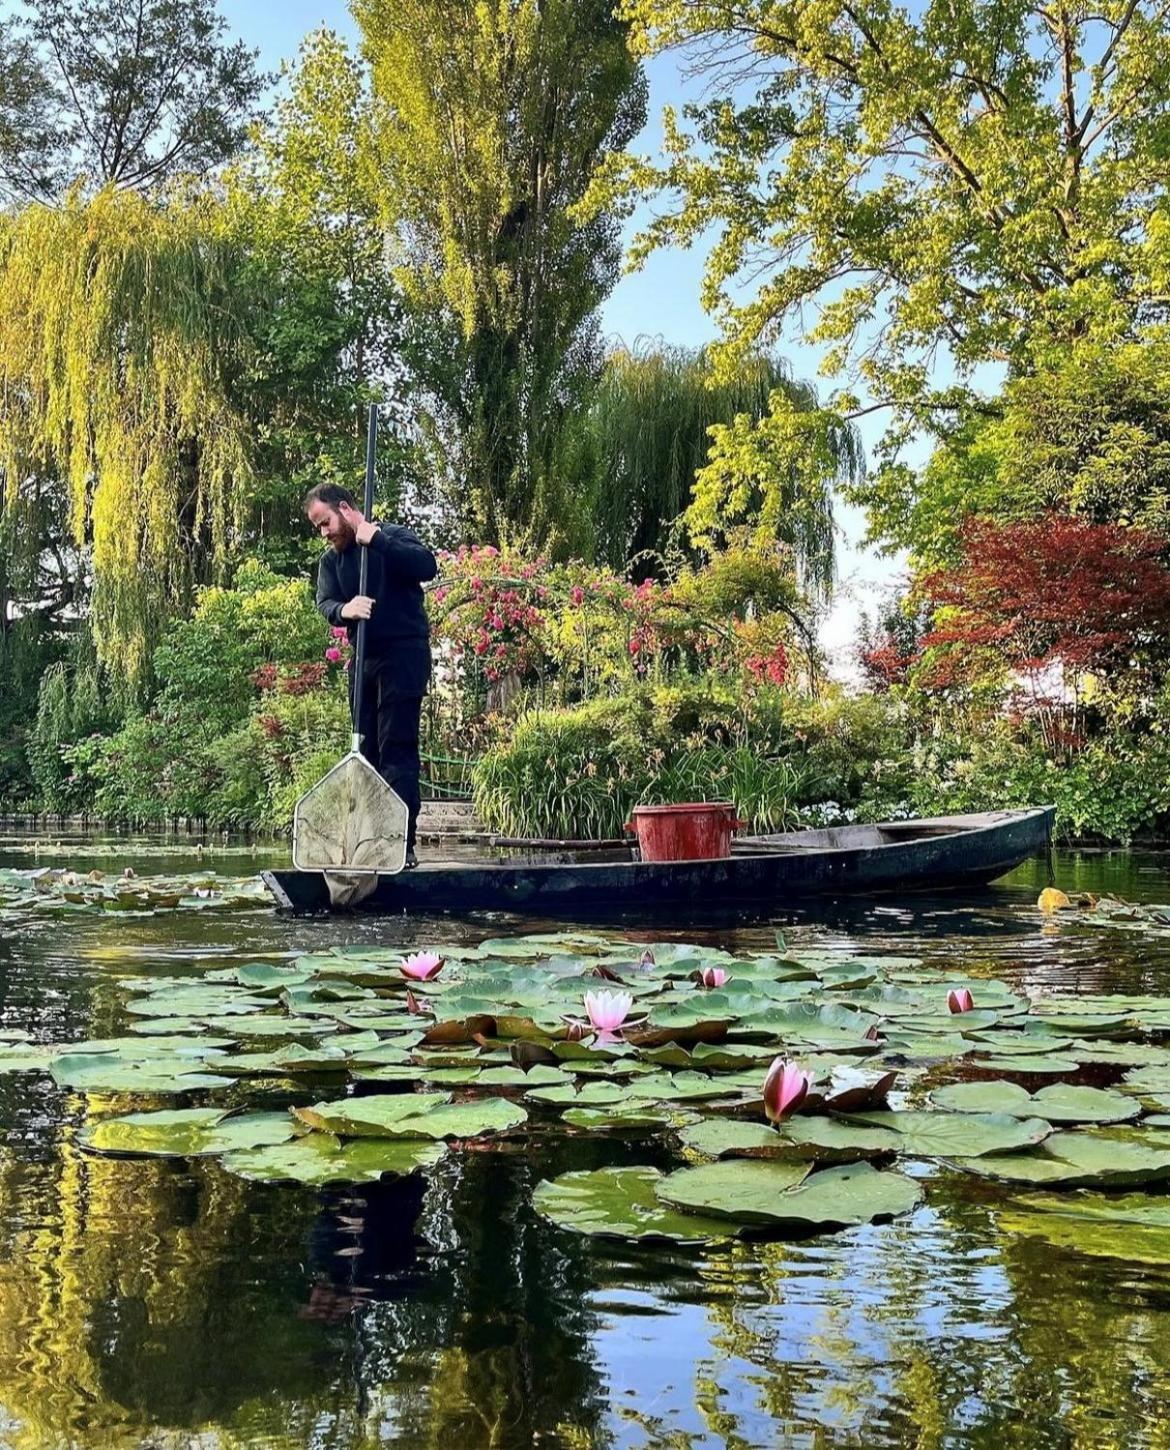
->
<box><xmin>355</xmin><ymin>0</ymin><xmax>647</xmax><ymax>549</ymax></box>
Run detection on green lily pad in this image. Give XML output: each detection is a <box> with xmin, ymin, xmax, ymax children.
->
<box><xmin>50</xmin><ymin>1054</ymin><xmax>233</xmax><ymax>1094</ymax></box>
<box><xmin>80</xmin><ymin>1108</ymin><xmax>296</xmax><ymax>1158</ymax></box>
<box><xmin>678</xmin><ymin>1120</ymin><xmax>790</xmax><ymax>1158</ymax></box>
<box><xmin>295</xmin><ymin>1092</ymin><xmax>526</xmax><ymax>1140</ymax></box>
<box><xmin>844</xmin><ymin>1110</ymin><xmax>1052</xmax><ymax>1157</ymax></box>
<box><xmin>220</xmin><ymin>1134</ymin><xmax>445</xmax><ymax>1184</ymax></box>
<box><xmin>968</xmin><ymin>1055</ymin><xmax>1082</xmax><ymax>1075</ymax></box>
<box><xmin>931</xmin><ymin>1081</ymin><xmax>1139</xmax><ymax>1124</ymax></box>
<box><xmin>1027</xmin><ymin>1013</ymin><xmax>1133</xmax><ymax>1038</ymax></box>
<box><xmin>562</xmin><ymin>1106</ymin><xmax>676</xmax><ymax>1131</ymax></box>
<box><xmin>205</xmin><ymin>1043</ymin><xmax>350</xmax><ymax>1076</ymax></box>
<box><xmin>956</xmin><ymin>1130</ymin><xmax>1170</xmax><ymax>1187</ymax></box>
<box><xmin>389</xmin><ymin>1098</ymin><xmax>528</xmax><ymax>1139</ymax></box>
<box><xmin>533</xmin><ymin>1166</ymin><xmax>732</xmax><ymax>1243</ymax></box>
<box><xmin>775</xmin><ymin>1116</ymin><xmax>904</xmax><ymax>1161</ymax></box>
<box><xmin>294</xmin><ymin>1092</ymin><xmax>450</xmax><ymax>1135</ymax></box>
<box><xmin>655</xmin><ymin>1160</ymin><xmax>922</xmax><ymax>1230</ymax></box>
<box><xmin>880</xmin><ymin>1034</ymin><xmax>974</xmax><ymax>1060</ymax></box>
<box><xmin>967</xmin><ymin>1032</ymin><xmax>1074</xmax><ymax>1056</ymax></box>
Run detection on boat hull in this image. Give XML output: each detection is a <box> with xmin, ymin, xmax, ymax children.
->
<box><xmin>261</xmin><ymin>807</ymin><xmax>1055</xmax><ymax>920</ymax></box>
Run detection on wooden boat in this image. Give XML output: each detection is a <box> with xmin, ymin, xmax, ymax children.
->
<box><xmin>261</xmin><ymin>806</ymin><xmax>1055</xmax><ymax>921</ymax></box>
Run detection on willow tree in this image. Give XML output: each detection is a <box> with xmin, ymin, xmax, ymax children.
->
<box><xmin>355</xmin><ymin>0</ymin><xmax>647</xmax><ymax>549</ymax></box>
<box><xmin>0</xmin><ymin>188</ymin><xmax>254</xmax><ymax>680</ymax></box>
<box><xmin>579</xmin><ymin>343</ymin><xmax>857</xmax><ymax>594</ymax></box>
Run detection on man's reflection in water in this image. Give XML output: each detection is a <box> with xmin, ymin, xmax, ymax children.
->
<box><xmin>299</xmin><ymin>1173</ymin><xmax>429</xmax><ymax>1323</ymax></box>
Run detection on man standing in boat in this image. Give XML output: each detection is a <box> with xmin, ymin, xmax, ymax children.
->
<box><xmin>305</xmin><ymin>484</ymin><xmax>438</xmax><ymax>867</ymax></box>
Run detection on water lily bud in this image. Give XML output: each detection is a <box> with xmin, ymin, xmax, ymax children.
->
<box><xmin>698</xmin><ymin>966</ymin><xmax>729</xmax><ymax>989</ymax></box>
<box><xmin>947</xmin><ymin>987</ymin><xmax>975</xmax><ymax>1014</ymax></box>
<box><xmin>763</xmin><ymin>1057</ymin><xmax>813</xmax><ymax>1123</ymax></box>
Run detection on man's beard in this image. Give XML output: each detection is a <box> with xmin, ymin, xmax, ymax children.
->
<box><xmin>330</xmin><ymin>521</ymin><xmax>356</xmax><ymax>551</ymax></box>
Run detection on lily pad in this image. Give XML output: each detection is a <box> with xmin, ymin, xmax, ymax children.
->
<box><xmin>562</xmin><ymin>1106</ymin><xmax>677</xmax><ymax>1131</ymax></box>
<box><xmin>956</xmin><ymin>1130</ymin><xmax>1170</xmax><ymax>1187</ymax></box>
<box><xmin>220</xmin><ymin>1134</ymin><xmax>445</xmax><ymax>1184</ymax></box>
<box><xmin>204</xmin><ymin>1043</ymin><xmax>350</xmax><ymax>1076</ymax></box>
<box><xmin>80</xmin><ymin>1108</ymin><xmax>296</xmax><ymax>1158</ymax></box>
<box><xmin>295</xmin><ymin>1092</ymin><xmax>526</xmax><ymax>1140</ymax></box>
<box><xmin>678</xmin><ymin>1120</ymin><xmax>790</xmax><ymax>1159</ymax></box>
<box><xmin>931</xmin><ymin>1081</ymin><xmax>1139</xmax><ymax>1124</ymax></box>
<box><xmin>844</xmin><ymin>1110</ymin><xmax>1052</xmax><ymax>1157</ymax></box>
<box><xmin>50</xmin><ymin>1053</ymin><xmax>233</xmax><ymax>1094</ymax></box>
<box><xmin>968</xmin><ymin>1055</ymin><xmax>1082</xmax><ymax>1076</ymax></box>
<box><xmin>533</xmin><ymin>1166</ymin><xmax>732</xmax><ymax>1242</ymax></box>
<box><xmin>655</xmin><ymin>1160</ymin><xmax>922</xmax><ymax>1230</ymax></box>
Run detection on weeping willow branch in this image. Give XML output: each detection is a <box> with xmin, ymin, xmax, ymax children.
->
<box><xmin>0</xmin><ymin>187</ymin><xmax>254</xmax><ymax>680</ymax></box>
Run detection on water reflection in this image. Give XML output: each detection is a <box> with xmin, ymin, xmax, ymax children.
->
<box><xmin>3</xmin><ymin>840</ymin><xmax>1170</xmax><ymax>1444</ymax></box>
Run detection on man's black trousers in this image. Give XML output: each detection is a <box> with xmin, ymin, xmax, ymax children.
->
<box><xmin>353</xmin><ymin>669</ymin><xmax>424</xmax><ymax>851</ymax></box>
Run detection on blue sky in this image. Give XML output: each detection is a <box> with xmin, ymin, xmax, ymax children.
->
<box><xmin>225</xmin><ymin>0</ymin><xmax>905</xmax><ymax>667</ymax></box>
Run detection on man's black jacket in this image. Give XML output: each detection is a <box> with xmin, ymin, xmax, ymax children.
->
<box><xmin>315</xmin><ymin>523</ymin><xmax>438</xmax><ymax>698</ymax></box>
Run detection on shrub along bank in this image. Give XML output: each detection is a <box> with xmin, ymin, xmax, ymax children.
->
<box><xmin>11</xmin><ymin>541</ymin><xmax>1170</xmax><ymax>844</ymax></box>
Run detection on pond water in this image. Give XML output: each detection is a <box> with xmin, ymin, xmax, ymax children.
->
<box><xmin>2</xmin><ymin>834</ymin><xmax>1170</xmax><ymax>1448</ymax></box>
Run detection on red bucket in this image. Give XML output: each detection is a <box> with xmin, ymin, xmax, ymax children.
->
<box><xmin>625</xmin><ymin>802</ymin><xmax>747</xmax><ymax>862</ymax></box>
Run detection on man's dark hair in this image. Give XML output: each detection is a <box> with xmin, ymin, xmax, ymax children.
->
<box><xmin>303</xmin><ymin>482</ymin><xmax>356</xmax><ymax>512</ymax></box>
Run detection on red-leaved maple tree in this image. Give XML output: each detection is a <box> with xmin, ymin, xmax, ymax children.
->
<box><xmin>917</xmin><ymin>516</ymin><xmax>1170</xmax><ymax>693</ymax></box>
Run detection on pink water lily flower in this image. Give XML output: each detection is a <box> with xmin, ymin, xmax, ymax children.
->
<box><xmin>583</xmin><ymin>989</ymin><xmax>633</xmax><ymax>1038</ymax></box>
<box><xmin>401</xmin><ymin>951</ymin><xmax>445</xmax><ymax>981</ymax></box>
<box><xmin>698</xmin><ymin>966</ymin><xmax>729</xmax><ymax>989</ymax></box>
<box><xmin>947</xmin><ymin>987</ymin><xmax>975</xmax><ymax>1014</ymax></box>
<box><xmin>639</xmin><ymin>948</ymin><xmax>655</xmax><ymax>967</ymax></box>
<box><xmin>763</xmin><ymin>1057</ymin><xmax>814</xmax><ymax>1123</ymax></box>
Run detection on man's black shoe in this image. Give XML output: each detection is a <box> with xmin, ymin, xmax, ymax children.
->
<box><xmin>404</xmin><ymin>848</ymin><xmax>419</xmax><ymax>870</ymax></box>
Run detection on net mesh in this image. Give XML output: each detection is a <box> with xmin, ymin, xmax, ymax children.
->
<box><xmin>293</xmin><ymin>751</ymin><xmax>408</xmax><ymax>874</ymax></box>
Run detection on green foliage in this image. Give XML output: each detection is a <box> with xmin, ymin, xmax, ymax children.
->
<box><xmin>152</xmin><ymin>561</ymin><xmax>327</xmax><ymax>732</ymax></box>
<box><xmin>7</xmin><ymin>0</ymin><xmax>265</xmax><ymax>195</ymax></box>
<box><xmin>572</xmin><ymin>343</ymin><xmax>849</xmax><ymax>590</ymax></box>
<box><xmin>26</xmin><ymin>650</ymin><xmax>112</xmax><ymax>812</ymax></box>
<box><xmin>473</xmin><ymin>687</ymin><xmax>809</xmax><ymax>837</ymax></box>
<box><xmin>0</xmin><ymin>188</ymin><xmax>256</xmax><ymax>680</ymax></box>
<box><xmin>886</xmin><ymin>340</ymin><xmax>1170</xmax><ymax>567</ymax></box>
<box><xmin>357</xmin><ymin>0</ymin><xmax>647</xmax><ymax>547</ymax></box>
<box><xmin>222</xmin><ymin>30</ymin><xmax>412</xmax><ymax>566</ymax></box>
<box><xmin>0</xmin><ymin>19</ymin><xmax>59</xmax><ymax>203</ymax></box>
<box><xmin>907</xmin><ymin>728</ymin><xmax>1170</xmax><ymax>845</ymax></box>
<box><xmin>0</xmin><ymin>620</ymin><xmax>57</xmax><ymax>807</ymax></box>
<box><xmin>253</xmin><ymin>684</ymin><xmax>352</xmax><ymax>832</ymax></box>
<box><xmin>587</xmin><ymin>0</ymin><xmax>1170</xmax><ymax>551</ymax></box>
